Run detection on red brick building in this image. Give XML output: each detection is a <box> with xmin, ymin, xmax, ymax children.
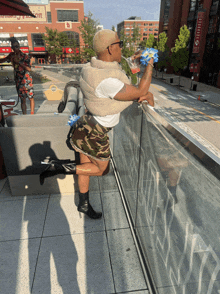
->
<box><xmin>117</xmin><ymin>17</ymin><xmax>159</xmax><ymax>42</ymax></box>
<box><xmin>0</xmin><ymin>0</ymin><xmax>84</xmax><ymax>63</ymax></box>
<box><xmin>159</xmin><ymin>0</ymin><xmax>220</xmax><ymax>87</ymax></box>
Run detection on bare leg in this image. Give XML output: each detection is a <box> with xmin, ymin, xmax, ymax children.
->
<box><xmin>77</xmin><ymin>153</ymin><xmax>108</xmax><ymax>219</ymax></box>
<box><xmin>29</xmin><ymin>98</ymin><xmax>35</xmax><ymax>114</ymax></box>
<box><xmin>77</xmin><ymin>153</ymin><xmax>110</xmax><ymax>193</ymax></box>
<box><xmin>78</xmin><ymin>153</ymin><xmax>91</xmax><ymax>193</ymax></box>
<box><xmin>76</xmin><ymin>157</ymin><xmax>110</xmax><ymax>176</ymax></box>
<box><xmin>20</xmin><ymin>98</ymin><xmax>27</xmax><ymax>115</ymax></box>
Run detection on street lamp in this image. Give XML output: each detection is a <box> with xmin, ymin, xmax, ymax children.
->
<box><xmin>161</xmin><ymin>68</ymin><xmax>167</xmax><ymax>80</ymax></box>
<box><xmin>164</xmin><ymin>68</ymin><xmax>167</xmax><ymax>80</ymax></box>
<box><xmin>190</xmin><ymin>75</ymin><xmax>194</xmax><ymax>90</ymax></box>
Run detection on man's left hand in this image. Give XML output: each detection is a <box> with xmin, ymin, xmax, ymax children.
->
<box><xmin>138</xmin><ymin>92</ymin><xmax>154</xmax><ymax>107</ymax></box>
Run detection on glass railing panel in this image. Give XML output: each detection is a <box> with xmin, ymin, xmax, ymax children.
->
<box><xmin>113</xmin><ymin>103</ymin><xmax>142</xmax><ymax>223</ymax></box>
<box><xmin>113</xmin><ymin>103</ymin><xmax>220</xmax><ymax>293</ymax></box>
<box><xmin>136</xmin><ymin>110</ymin><xmax>220</xmax><ymax>293</ymax></box>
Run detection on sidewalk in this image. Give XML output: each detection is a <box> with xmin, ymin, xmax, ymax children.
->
<box><xmin>36</xmin><ymin>65</ymin><xmax>220</xmax><ymax>107</ymax></box>
<box><xmin>0</xmin><ymin>165</ymin><xmax>149</xmax><ymax>294</ymax></box>
<box><xmin>152</xmin><ymin>69</ymin><xmax>220</xmax><ymax>107</ymax></box>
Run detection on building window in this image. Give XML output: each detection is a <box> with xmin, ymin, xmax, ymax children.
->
<box><xmin>143</xmin><ymin>33</ymin><xmax>148</xmax><ymax>36</ymax></box>
<box><xmin>164</xmin><ymin>0</ymin><xmax>171</xmax><ymax>25</ymax></box>
<box><xmin>149</xmin><ymin>28</ymin><xmax>153</xmax><ymax>31</ymax></box>
<box><xmin>32</xmin><ymin>34</ymin><xmax>45</xmax><ymax>47</ymax></box>
<box><xmin>189</xmin><ymin>0</ymin><xmax>197</xmax><ymax>11</ymax></box>
<box><xmin>64</xmin><ymin>31</ymin><xmax>79</xmax><ymax>46</ymax></box>
<box><xmin>14</xmin><ymin>33</ymin><xmax>29</xmax><ymax>47</ymax></box>
<box><xmin>0</xmin><ymin>33</ymin><xmax>10</xmax><ymax>47</ymax></box>
<box><xmin>154</xmin><ymin>33</ymin><xmax>158</xmax><ymax>36</ymax></box>
<box><xmin>210</xmin><ymin>0</ymin><xmax>219</xmax><ymax>15</ymax></box>
<box><xmin>154</xmin><ymin>28</ymin><xmax>158</xmax><ymax>31</ymax></box>
<box><xmin>47</xmin><ymin>12</ymin><xmax>52</xmax><ymax>23</ymax></box>
<box><xmin>144</xmin><ymin>28</ymin><xmax>148</xmax><ymax>31</ymax></box>
<box><xmin>149</xmin><ymin>23</ymin><xmax>153</xmax><ymax>26</ymax></box>
<box><xmin>144</xmin><ymin>23</ymin><xmax>148</xmax><ymax>26</ymax></box>
<box><xmin>57</xmin><ymin>10</ymin><xmax>78</xmax><ymax>22</ymax></box>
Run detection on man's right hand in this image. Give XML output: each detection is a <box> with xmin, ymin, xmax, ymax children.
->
<box><xmin>138</xmin><ymin>92</ymin><xmax>154</xmax><ymax>107</ymax></box>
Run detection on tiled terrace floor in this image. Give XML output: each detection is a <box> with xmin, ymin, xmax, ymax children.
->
<box><xmin>0</xmin><ymin>165</ymin><xmax>149</xmax><ymax>294</ymax></box>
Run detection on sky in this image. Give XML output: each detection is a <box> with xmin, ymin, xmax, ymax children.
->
<box><xmin>83</xmin><ymin>0</ymin><xmax>161</xmax><ymax>30</ymax></box>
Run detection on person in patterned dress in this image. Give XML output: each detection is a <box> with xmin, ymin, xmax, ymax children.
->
<box><xmin>0</xmin><ymin>37</ymin><xmax>35</xmax><ymax>115</ymax></box>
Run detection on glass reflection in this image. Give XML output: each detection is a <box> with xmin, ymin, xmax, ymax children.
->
<box><xmin>113</xmin><ymin>103</ymin><xmax>220</xmax><ymax>293</ymax></box>
<box><xmin>113</xmin><ymin>103</ymin><xmax>142</xmax><ymax>222</ymax></box>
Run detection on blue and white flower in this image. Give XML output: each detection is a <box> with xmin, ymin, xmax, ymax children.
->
<box><xmin>140</xmin><ymin>48</ymin><xmax>159</xmax><ymax>66</ymax></box>
<box><xmin>67</xmin><ymin>114</ymin><xmax>80</xmax><ymax>126</ymax></box>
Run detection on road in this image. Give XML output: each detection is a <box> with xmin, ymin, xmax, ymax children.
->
<box><xmin>149</xmin><ymin>77</ymin><xmax>220</xmax><ymax>158</ymax></box>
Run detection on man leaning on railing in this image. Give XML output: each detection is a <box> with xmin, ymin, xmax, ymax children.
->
<box><xmin>40</xmin><ymin>29</ymin><xmax>155</xmax><ymax>219</ymax></box>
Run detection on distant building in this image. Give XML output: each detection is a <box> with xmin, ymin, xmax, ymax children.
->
<box><xmin>159</xmin><ymin>0</ymin><xmax>220</xmax><ymax>88</ymax></box>
<box><xmin>96</xmin><ymin>25</ymin><xmax>104</xmax><ymax>31</ymax></box>
<box><xmin>0</xmin><ymin>0</ymin><xmax>84</xmax><ymax>64</ymax></box>
<box><xmin>117</xmin><ymin>16</ymin><xmax>159</xmax><ymax>41</ymax></box>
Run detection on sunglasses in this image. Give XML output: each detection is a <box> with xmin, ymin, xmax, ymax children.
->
<box><xmin>108</xmin><ymin>40</ymin><xmax>124</xmax><ymax>48</ymax></box>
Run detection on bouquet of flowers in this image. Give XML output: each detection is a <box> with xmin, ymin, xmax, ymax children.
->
<box><xmin>140</xmin><ymin>48</ymin><xmax>159</xmax><ymax>66</ymax></box>
<box><xmin>67</xmin><ymin>114</ymin><xmax>80</xmax><ymax>127</ymax></box>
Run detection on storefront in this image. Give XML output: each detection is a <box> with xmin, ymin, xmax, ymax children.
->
<box><xmin>0</xmin><ymin>0</ymin><xmax>84</xmax><ymax>63</ymax></box>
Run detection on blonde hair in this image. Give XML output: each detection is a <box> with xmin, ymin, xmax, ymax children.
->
<box><xmin>93</xmin><ymin>29</ymin><xmax>117</xmax><ymax>54</ymax></box>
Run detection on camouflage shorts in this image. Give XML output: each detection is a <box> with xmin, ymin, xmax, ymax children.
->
<box><xmin>69</xmin><ymin>114</ymin><xmax>112</xmax><ymax>161</ymax></box>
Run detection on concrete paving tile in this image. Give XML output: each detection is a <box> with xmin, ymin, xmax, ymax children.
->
<box><xmin>101</xmin><ymin>191</ymin><xmax>129</xmax><ymax>230</ymax></box>
<box><xmin>32</xmin><ymin>232</ymin><xmax>115</xmax><ymax>294</ymax></box>
<box><xmin>122</xmin><ymin>291</ymin><xmax>149</xmax><ymax>294</ymax></box>
<box><xmin>0</xmin><ymin>238</ymin><xmax>41</xmax><ymax>294</ymax></box>
<box><xmin>0</xmin><ymin>197</ymin><xmax>48</xmax><ymax>241</ymax></box>
<box><xmin>98</xmin><ymin>166</ymin><xmax>119</xmax><ymax>192</ymax></box>
<box><xmin>107</xmin><ymin>228</ymin><xmax>147</xmax><ymax>293</ymax></box>
<box><xmin>43</xmin><ymin>192</ymin><xmax>105</xmax><ymax>237</ymax></box>
<box><xmin>89</xmin><ymin>176</ymin><xmax>100</xmax><ymax>192</ymax></box>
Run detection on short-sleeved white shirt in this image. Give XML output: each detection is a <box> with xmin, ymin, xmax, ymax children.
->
<box><xmin>93</xmin><ymin>78</ymin><xmax>124</xmax><ymax>127</ymax></box>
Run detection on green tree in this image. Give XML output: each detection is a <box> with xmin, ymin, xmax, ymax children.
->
<box><xmin>155</xmin><ymin>32</ymin><xmax>170</xmax><ymax>69</ymax></box>
<box><xmin>112</xmin><ymin>25</ymin><xmax>116</xmax><ymax>32</ymax></box>
<box><xmin>156</xmin><ymin>32</ymin><xmax>168</xmax><ymax>52</ymax></box>
<box><xmin>79</xmin><ymin>11</ymin><xmax>99</xmax><ymax>61</ymax></box>
<box><xmin>42</xmin><ymin>27</ymin><xmax>66</xmax><ymax>63</ymax></box>
<box><xmin>145</xmin><ymin>34</ymin><xmax>157</xmax><ymax>48</ymax></box>
<box><xmin>119</xmin><ymin>29</ymin><xmax>138</xmax><ymax>84</ymax></box>
<box><xmin>171</xmin><ymin>25</ymin><xmax>190</xmax><ymax>73</ymax></box>
<box><xmin>59</xmin><ymin>32</ymin><xmax>71</xmax><ymax>48</ymax></box>
<box><xmin>131</xmin><ymin>23</ymin><xmax>141</xmax><ymax>50</ymax></box>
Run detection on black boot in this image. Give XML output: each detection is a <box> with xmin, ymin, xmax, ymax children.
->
<box><xmin>40</xmin><ymin>160</ymin><xmax>76</xmax><ymax>185</ymax></box>
<box><xmin>78</xmin><ymin>191</ymin><xmax>102</xmax><ymax>219</ymax></box>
